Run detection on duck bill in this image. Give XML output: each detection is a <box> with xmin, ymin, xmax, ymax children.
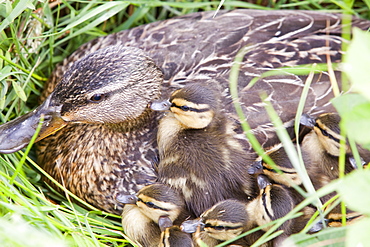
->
<box><xmin>300</xmin><ymin>113</ymin><xmax>316</xmax><ymax>129</ymax></box>
<box><xmin>181</xmin><ymin>219</ymin><xmax>204</xmax><ymax>233</ymax></box>
<box><xmin>150</xmin><ymin>99</ymin><xmax>171</xmax><ymax>111</ymax></box>
<box><xmin>257</xmin><ymin>174</ymin><xmax>272</xmax><ymax>190</ymax></box>
<box><xmin>0</xmin><ymin>95</ymin><xmax>66</xmax><ymax>154</ymax></box>
<box><xmin>158</xmin><ymin>215</ymin><xmax>173</xmax><ymax>231</ymax></box>
<box><xmin>116</xmin><ymin>193</ymin><xmax>138</xmax><ymax>204</ymax></box>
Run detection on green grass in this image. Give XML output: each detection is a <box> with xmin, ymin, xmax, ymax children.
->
<box><xmin>1</xmin><ymin>0</ymin><xmax>370</xmax><ymax>246</ymax></box>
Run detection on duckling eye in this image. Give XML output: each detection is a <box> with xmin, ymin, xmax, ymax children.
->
<box><xmin>180</xmin><ymin>105</ymin><xmax>190</xmax><ymax>111</ymax></box>
<box><xmin>145</xmin><ymin>201</ymin><xmax>156</xmax><ymax>208</ymax></box>
<box><xmin>89</xmin><ymin>94</ymin><xmax>105</xmax><ymax>103</ymax></box>
<box><xmin>213</xmin><ymin>225</ymin><xmax>226</xmax><ymax>231</ymax></box>
<box><xmin>321</xmin><ymin>129</ymin><xmax>329</xmax><ymax>137</ymax></box>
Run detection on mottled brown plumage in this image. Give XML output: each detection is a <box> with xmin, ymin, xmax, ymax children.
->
<box><xmin>0</xmin><ymin>10</ymin><xmax>369</xmax><ymax>215</ymax></box>
<box><xmin>152</xmin><ymin>83</ymin><xmax>258</xmax><ymax>217</ymax></box>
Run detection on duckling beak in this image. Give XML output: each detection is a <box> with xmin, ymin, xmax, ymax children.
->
<box><xmin>158</xmin><ymin>215</ymin><xmax>173</xmax><ymax>232</ymax></box>
<box><xmin>180</xmin><ymin>219</ymin><xmax>205</xmax><ymax>233</ymax></box>
<box><xmin>0</xmin><ymin>95</ymin><xmax>67</xmax><ymax>154</ymax></box>
<box><xmin>248</xmin><ymin>160</ymin><xmax>263</xmax><ymax>175</ymax></box>
<box><xmin>257</xmin><ymin>174</ymin><xmax>272</xmax><ymax>190</ymax></box>
<box><xmin>116</xmin><ymin>193</ymin><xmax>138</xmax><ymax>204</ymax></box>
<box><xmin>149</xmin><ymin>99</ymin><xmax>171</xmax><ymax>111</ymax></box>
<box><xmin>300</xmin><ymin>113</ymin><xmax>316</xmax><ymax>129</ymax></box>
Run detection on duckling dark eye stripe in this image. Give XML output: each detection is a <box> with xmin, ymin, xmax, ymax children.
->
<box><xmin>204</xmin><ymin>223</ymin><xmax>242</xmax><ymax>230</ymax></box>
<box><xmin>137</xmin><ymin>198</ymin><xmax>169</xmax><ymax>211</ymax></box>
<box><xmin>171</xmin><ymin>103</ymin><xmax>209</xmax><ymax>113</ymax></box>
<box><xmin>263</xmin><ymin>166</ymin><xmax>296</xmax><ymax>174</ymax></box>
<box><xmin>315</xmin><ymin>123</ymin><xmax>340</xmax><ymax>143</ymax></box>
<box><xmin>262</xmin><ymin>190</ymin><xmax>274</xmax><ymax>220</ymax></box>
<box><xmin>327</xmin><ymin>214</ymin><xmax>362</xmax><ymax>223</ymax></box>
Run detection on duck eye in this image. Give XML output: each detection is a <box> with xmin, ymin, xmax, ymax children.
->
<box><xmin>213</xmin><ymin>225</ymin><xmax>226</xmax><ymax>231</ymax></box>
<box><xmin>90</xmin><ymin>94</ymin><xmax>104</xmax><ymax>102</ymax></box>
<box><xmin>145</xmin><ymin>201</ymin><xmax>156</xmax><ymax>208</ymax></box>
<box><xmin>321</xmin><ymin>129</ymin><xmax>329</xmax><ymax>137</ymax></box>
<box><xmin>180</xmin><ymin>105</ymin><xmax>190</xmax><ymax>111</ymax></box>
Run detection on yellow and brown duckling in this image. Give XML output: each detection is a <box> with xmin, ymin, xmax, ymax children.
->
<box><xmin>117</xmin><ymin>183</ymin><xmax>190</xmax><ymax>247</ymax></box>
<box><xmin>182</xmin><ymin>176</ymin><xmax>320</xmax><ymax>247</ymax></box>
<box><xmin>300</xmin><ymin>113</ymin><xmax>370</xmax><ymax>180</ymax></box>
<box><xmin>246</xmin><ymin>174</ymin><xmax>294</xmax><ymax>246</ymax></box>
<box><xmin>300</xmin><ymin>113</ymin><xmax>370</xmax><ymax>216</ymax></box>
<box><xmin>248</xmin><ymin>175</ymin><xmax>324</xmax><ymax>246</ymax></box>
<box><xmin>181</xmin><ymin>199</ymin><xmax>262</xmax><ymax>247</ymax></box>
<box><xmin>248</xmin><ymin>142</ymin><xmax>309</xmax><ymax>188</ymax></box>
<box><xmin>151</xmin><ymin>83</ymin><xmax>258</xmax><ymax>217</ymax></box>
<box><xmin>159</xmin><ymin>225</ymin><xmax>194</xmax><ymax>247</ymax></box>
<box><xmin>249</xmin><ymin>113</ymin><xmax>370</xmax><ymax>196</ymax></box>
<box><xmin>1</xmin><ymin>10</ymin><xmax>370</xmax><ymax>215</ymax></box>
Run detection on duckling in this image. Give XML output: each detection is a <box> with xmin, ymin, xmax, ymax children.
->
<box><xmin>246</xmin><ymin>175</ymin><xmax>294</xmax><ymax>241</ymax></box>
<box><xmin>1</xmin><ymin>10</ymin><xmax>369</xmax><ymax>215</ymax></box>
<box><xmin>248</xmin><ymin>175</ymin><xmax>324</xmax><ymax>246</ymax></box>
<box><xmin>151</xmin><ymin>83</ymin><xmax>258</xmax><ymax>217</ymax></box>
<box><xmin>181</xmin><ymin>199</ymin><xmax>263</xmax><ymax>247</ymax></box>
<box><xmin>159</xmin><ymin>225</ymin><xmax>194</xmax><ymax>247</ymax></box>
<box><xmin>300</xmin><ymin>113</ymin><xmax>370</xmax><ymax>180</ymax></box>
<box><xmin>116</xmin><ymin>183</ymin><xmax>189</xmax><ymax>247</ymax></box>
<box><xmin>247</xmin><ymin>143</ymin><xmax>308</xmax><ymax>188</ymax></box>
<box><xmin>300</xmin><ymin>113</ymin><xmax>370</xmax><ymax>214</ymax></box>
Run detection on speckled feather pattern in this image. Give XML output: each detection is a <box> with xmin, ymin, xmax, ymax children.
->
<box><xmin>37</xmin><ymin>9</ymin><xmax>370</xmax><ymax>214</ymax></box>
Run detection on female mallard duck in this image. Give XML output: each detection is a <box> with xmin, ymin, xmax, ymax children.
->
<box><xmin>0</xmin><ymin>10</ymin><xmax>370</xmax><ymax>215</ymax></box>
<box><xmin>151</xmin><ymin>83</ymin><xmax>258</xmax><ymax>217</ymax></box>
<box><xmin>116</xmin><ymin>183</ymin><xmax>190</xmax><ymax>247</ymax></box>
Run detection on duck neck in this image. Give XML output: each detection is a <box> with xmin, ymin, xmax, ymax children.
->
<box><xmin>106</xmin><ymin>107</ymin><xmax>155</xmax><ymax>132</ymax></box>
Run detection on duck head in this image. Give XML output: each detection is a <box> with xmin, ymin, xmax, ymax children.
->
<box><xmin>247</xmin><ymin>174</ymin><xmax>294</xmax><ymax>232</ymax></box>
<box><xmin>117</xmin><ymin>183</ymin><xmax>185</xmax><ymax>225</ymax></box>
<box><xmin>182</xmin><ymin>199</ymin><xmax>248</xmax><ymax>241</ymax></box>
<box><xmin>150</xmin><ymin>83</ymin><xmax>220</xmax><ymax>129</ymax></box>
<box><xmin>300</xmin><ymin>113</ymin><xmax>348</xmax><ymax>157</ymax></box>
<box><xmin>0</xmin><ymin>46</ymin><xmax>162</xmax><ymax>153</ymax></box>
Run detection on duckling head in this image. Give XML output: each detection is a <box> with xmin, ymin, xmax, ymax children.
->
<box><xmin>151</xmin><ymin>83</ymin><xmax>220</xmax><ymax>129</ymax></box>
<box><xmin>248</xmin><ymin>175</ymin><xmax>294</xmax><ymax>232</ymax></box>
<box><xmin>159</xmin><ymin>225</ymin><xmax>194</xmax><ymax>247</ymax></box>
<box><xmin>0</xmin><ymin>46</ymin><xmax>162</xmax><ymax>153</ymax></box>
<box><xmin>300</xmin><ymin>113</ymin><xmax>347</xmax><ymax>157</ymax></box>
<box><xmin>182</xmin><ymin>199</ymin><xmax>248</xmax><ymax>241</ymax></box>
<box><xmin>117</xmin><ymin>183</ymin><xmax>185</xmax><ymax>225</ymax></box>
